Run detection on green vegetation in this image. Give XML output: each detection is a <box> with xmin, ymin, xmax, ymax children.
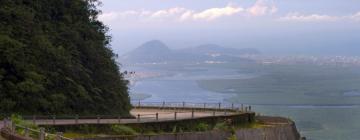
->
<box><xmin>10</xmin><ymin>115</ymin><xmax>41</xmax><ymax>139</ymax></box>
<box><xmin>227</xmin><ymin>135</ymin><xmax>237</xmax><ymax>140</ymax></box>
<box><xmin>48</xmin><ymin>119</ymin><xmax>262</xmax><ymax>138</ymax></box>
<box><xmin>110</xmin><ymin>125</ymin><xmax>138</xmax><ymax>135</ymax></box>
<box><xmin>0</xmin><ymin>0</ymin><xmax>130</xmax><ymax>116</ymax></box>
<box><xmin>11</xmin><ymin>114</ymin><xmax>38</xmax><ymax>129</ymax></box>
<box><xmin>194</xmin><ymin>123</ymin><xmax>210</xmax><ymax>131</ymax></box>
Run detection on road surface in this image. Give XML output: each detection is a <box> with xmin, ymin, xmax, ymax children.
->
<box><xmin>30</xmin><ymin>108</ymin><xmax>238</xmax><ymax>126</ymax></box>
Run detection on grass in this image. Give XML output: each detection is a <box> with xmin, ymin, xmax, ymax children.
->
<box><xmin>63</xmin><ymin>133</ymin><xmax>97</xmax><ymax>138</ymax></box>
<box><xmin>9</xmin><ymin>114</ymin><xmax>41</xmax><ymax>139</ymax></box>
<box><xmin>46</xmin><ymin>119</ymin><xmax>265</xmax><ymax>139</ymax></box>
<box><xmin>110</xmin><ymin>125</ymin><xmax>138</xmax><ymax>135</ymax></box>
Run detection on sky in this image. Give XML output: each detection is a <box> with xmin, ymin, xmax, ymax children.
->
<box><xmin>98</xmin><ymin>0</ymin><xmax>360</xmax><ymax>56</ymax></box>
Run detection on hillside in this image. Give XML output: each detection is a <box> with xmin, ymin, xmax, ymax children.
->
<box><xmin>121</xmin><ymin>40</ymin><xmax>176</xmax><ymax>63</ymax></box>
<box><xmin>121</xmin><ymin>40</ymin><xmax>257</xmax><ymax>64</ymax></box>
<box><xmin>0</xmin><ymin>0</ymin><xmax>131</xmax><ymax>116</ymax></box>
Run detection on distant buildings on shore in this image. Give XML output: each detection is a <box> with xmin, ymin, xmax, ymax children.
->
<box><xmin>242</xmin><ymin>55</ymin><xmax>360</xmax><ymax>67</ymax></box>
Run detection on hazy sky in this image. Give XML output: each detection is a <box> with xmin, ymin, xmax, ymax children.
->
<box><xmin>98</xmin><ymin>0</ymin><xmax>360</xmax><ymax>56</ymax></box>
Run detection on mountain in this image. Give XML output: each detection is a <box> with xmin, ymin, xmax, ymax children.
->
<box><xmin>120</xmin><ymin>41</ymin><xmax>258</xmax><ymax>64</ymax></box>
<box><xmin>121</xmin><ymin>40</ymin><xmax>175</xmax><ymax>63</ymax></box>
<box><xmin>0</xmin><ymin>0</ymin><xmax>130</xmax><ymax>116</ymax></box>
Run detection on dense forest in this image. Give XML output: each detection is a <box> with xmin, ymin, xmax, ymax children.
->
<box><xmin>0</xmin><ymin>0</ymin><xmax>131</xmax><ymax>116</ymax></box>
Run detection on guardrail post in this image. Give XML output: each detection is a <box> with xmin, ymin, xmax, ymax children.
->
<box><xmin>191</xmin><ymin>110</ymin><xmax>194</xmax><ymax>118</ymax></box>
<box><xmin>75</xmin><ymin>115</ymin><xmax>79</xmax><ymax>124</ymax></box>
<box><xmin>33</xmin><ymin>115</ymin><xmax>36</xmax><ymax>125</ymax></box>
<box><xmin>5</xmin><ymin>119</ymin><xmax>10</xmax><ymax>132</ymax></box>
<box><xmin>137</xmin><ymin>114</ymin><xmax>140</xmax><ymax>122</ymax></box>
<box><xmin>97</xmin><ymin>115</ymin><xmax>100</xmax><ymax>124</ymax></box>
<box><xmin>39</xmin><ymin>127</ymin><xmax>45</xmax><ymax>140</ymax></box>
<box><xmin>118</xmin><ymin>116</ymin><xmax>121</xmax><ymax>123</ymax></box>
<box><xmin>6</xmin><ymin>118</ymin><xmax>11</xmax><ymax>129</ymax></box>
<box><xmin>24</xmin><ymin>127</ymin><xmax>29</xmax><ymax>137</ymax></box>
<box><xmin>3</xmin><ymin>118</ymin><xmax>8</xmax><ymax>129</ymax></box>
<box><xmin>52</xmin><ymin>115</ymin><xmax>56</xmax><ymax>125</ymax></box>
<box><xmin>56</xmin><ymin>132</ymin><xmax>63</xmax><ymax>140</ymax></box>
<box><xmin>213</xmin><ymin>111</ymin><xmax>216</xmax><ymax>116</ymax></box>
<box><xmin>174</xmin><ymin>112</ymin><xmax>177</xmax><ymax>120</ymax></box>
<box><xmin>11</xmin><ymin>122</ymin><xmax>16</xmax><ymax>133</ymax></box>
<box><xmin>156</xmin><ymin>113</ymin><xmax>159</xmax><ymax>121</ymax></box>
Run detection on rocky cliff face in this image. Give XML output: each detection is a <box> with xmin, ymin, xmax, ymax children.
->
<box><xmin>235</xmin><ymin>121</ymin><xmax>301</xmax><ymax>140</ymax></box>
<box><xmin>239</xmin><ymin>116</ymin><xmax>301</xmax><ymax>140</ymax></box>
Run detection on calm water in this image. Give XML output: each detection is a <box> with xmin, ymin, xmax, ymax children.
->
<box><xmin>126</xmin><ymin>64</ymin><xmax>360</xmax><ymax>140</ymax></box>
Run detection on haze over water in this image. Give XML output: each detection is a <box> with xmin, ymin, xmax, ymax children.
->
<box><xmin>126</xmin><ymin>62</ymin><xmax>360</xmax><ymax>140</ymax></box>
<box><xmin>97</xmin><ymin>1</ymin><xmax>360</xmax><ymax>140</ymax></box>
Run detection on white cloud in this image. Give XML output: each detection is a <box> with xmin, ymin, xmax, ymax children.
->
<box><xmin>349</xmin><ymin>12</ymin><xmax>360</xmax><ymax>21</ymax></box>
<box><xmin>180</xmin><ymin>11</ymin><xmax>195</xmax><ymax>21</ymax></box>
<box><xmin>185</xmin><ymin>6</ymin><xmax>244</xmax><ymax>21</ymax></box>
<box><xmin>150</xmin><ymin>7</ymin><xmax>187</xmax><ymax>18</ymax></box>
<box><xmin>279</xmin><ymin>11</ymin><xmax>360</xmax><ymax>22</ymax></box>
<box><xmin>99</xmin><ymin>0</ymin><xmax>277</xmax><ymax>23</ymax></box>
<box><xmin>98</xmin><ymin>10</ymin><xmax>152</xmax><ymax>22</ymax></box>
<box><xmin>247</xmin><ymin>0</ymin><xmax>277</xmax><ymax>16</ymax></box>
<box><xmin>279</xmin><ymin>13</ymin><xmax>339</xmax><ymax>22</ymax></box>
<box><xmin>98</xmin><ymin>12</ymin><xmax>119</xmax><ymax>22</ymax></box>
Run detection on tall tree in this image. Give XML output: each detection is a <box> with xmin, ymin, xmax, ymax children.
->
<box><xmin>0</xmin><ymin>0</ymin><xmax>131</xmax><ymax>116</ymax></box>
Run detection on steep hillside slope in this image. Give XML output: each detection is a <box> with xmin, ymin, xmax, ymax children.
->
<box><xmin>0</xmin><ymin>0</ymin><xmax>130</xmax><ymax>116</ymax></box>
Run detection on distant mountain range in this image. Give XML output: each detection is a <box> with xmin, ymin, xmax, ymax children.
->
<box><xmin>120</xmin><ymin>40</ymin><xmax>260</xmax><ymax>64</ymax></box>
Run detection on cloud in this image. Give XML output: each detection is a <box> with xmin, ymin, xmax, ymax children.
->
<box><xmin>98</xmin><ymin>12</ymin><xmax>119</xmax><ymax>22</ymax></box>
<box><xmin>98</xmin><ymin>10</ymin><xmax>151</xmax><ymax>22</ymax></box>
<box><xmin>278</xmin><ymin>13</ymin><xmax>339</xmax><ymax>22</ymax></box>
<box><xmin>183</xmin><ymin>6</ymin><xmax>244</xmax><ymax>21</ymax></box>
<box><xmin>150</xmin><ymin>7</ymin><xmax>187</xmax><ymax>18</ymax></box>
<box><xmin>247</xmin><ymin>0</ymin><xmax>277</xmax><ymax>16</ymax></box>
<box><xmin>349</xmin><ymin>12</ymin><xmax>360</xmax><ymax>21</ymax></box>
<box><xmin>99</xmin><ymin>0</ymin><xmax>277</xmax><ymax>23</ymax></box>
<box><xmin>279</xmin><ymin>12</ymin><xmax>360</xmax><ymax>22</ymax></box>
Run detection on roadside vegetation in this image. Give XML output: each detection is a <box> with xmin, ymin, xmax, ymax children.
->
<box><xmin>42</xmin><ymin>119</ymin><xmax>265</xmax><ymax>138</ymax></box>
<box><xmin>0</xmin><ymin>0</ymin><xmax>130</xmax><ymax>116</ymax></box>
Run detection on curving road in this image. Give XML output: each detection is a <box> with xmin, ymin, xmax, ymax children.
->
<box><xmin>29</xmin><ymin>108</ymin><xmax>240</xmax><ymax>126</ymax></box>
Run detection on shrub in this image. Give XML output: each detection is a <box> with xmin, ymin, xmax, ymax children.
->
<box><xmin>195</xmin><ymin>123</ymin><xmax>210</xmax><ymax>131</ymax></box>
<box><xmin>213</xmin><ymin>121</ymin><xmax>230</xmax><ymax>131</ymax></box>
<box><xmin>110</xmin><ymin>125</ymin><xmax>138</xmax><ymax>135</ymax></box>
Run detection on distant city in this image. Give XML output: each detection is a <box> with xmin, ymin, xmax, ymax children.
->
<box><xmin>243</xmin><ymin>55</ymin><xmax>360</xmax><ymax>66</ymax></box>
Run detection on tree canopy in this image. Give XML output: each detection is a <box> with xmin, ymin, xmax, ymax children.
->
<box><xmin>0</xmin><ymin>0</ymin><xmax>131</xmax><ymax>116</ymax></box>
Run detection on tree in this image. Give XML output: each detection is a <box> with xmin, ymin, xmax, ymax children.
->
<box><xmin>0</xmin><ymin>0</ymin><xmax>131</xmax><ymax>116</ymax></box>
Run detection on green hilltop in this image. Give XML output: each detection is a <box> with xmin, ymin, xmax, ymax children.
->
<box><xmin>0</xmin><ymin>0</ymin><xmax>131</xmax><ymax>116</ymax></box>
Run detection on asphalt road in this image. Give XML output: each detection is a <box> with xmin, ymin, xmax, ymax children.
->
<box><xmin>31</xmin><ymin>108</ymin><xmax>238</xmax><ymax>126</ymax></box>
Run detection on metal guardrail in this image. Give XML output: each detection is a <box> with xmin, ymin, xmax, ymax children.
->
<box><xmin>1</xmin><ymin>118</ymin><xmax>73</xmax><ymax>140</ymax></box>
<box><xmin>131</xmin><ymin>101</ymin><xmax>252</xmax><ymax>111</ymax></box>
<box><xmin>18</xmin><ymin>101</ymin><xmax>252</xmax><ymax>125</ymax></box>
<box><xmin>129</xmin><ymin>101</ymin><xmax>252</xmax><ymax>122</ymax></box>
<box><xmin>1</xmin><ymin>101</ymin><xmax>253</xmax><ymax>137</ymax></box>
